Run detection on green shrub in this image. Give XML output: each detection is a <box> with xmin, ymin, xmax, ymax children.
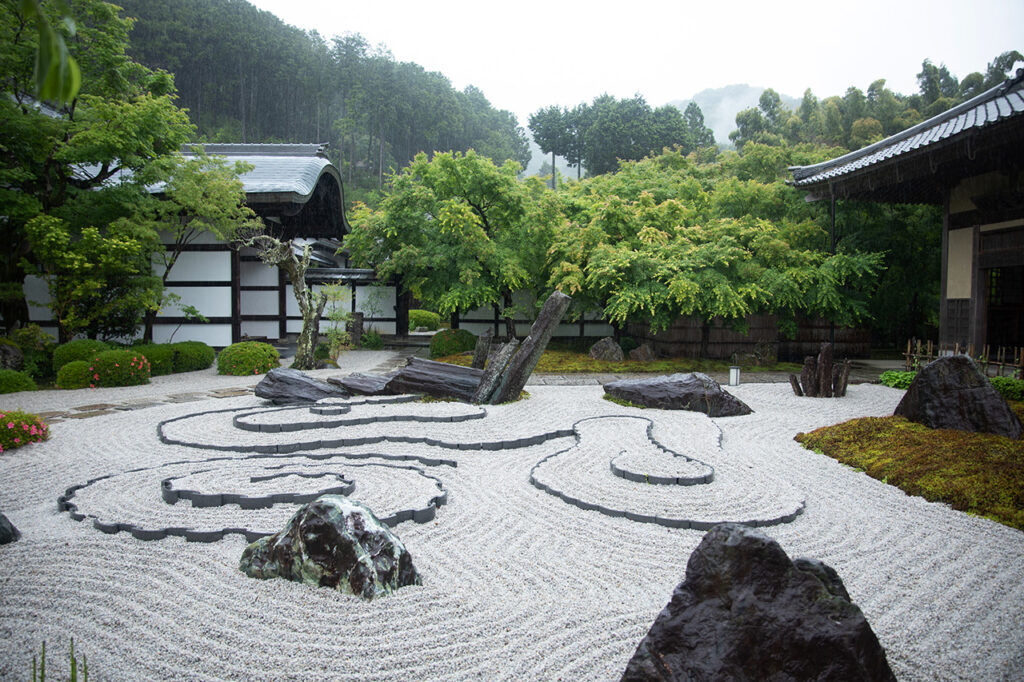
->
<box><xmin>879</xmin><ymin>370</ymin><xmax>916</xmax><ymax>389</ymax></box>
<box><xmin>619</xmin><ymin>336</ymin><xmax>639</xmax><ymax>355</ymax></box>
<box><xmin>217</xmin><ymin>341</ymin><xmax>280</xmax><ymax>376</ymax></box>
<box><xmin>56</xmin><ymin>361</ymin><xmax>93</xmax><ymax>389</ymax></box>
<box><xmin>9</xmin><ymin>325</ymin><xmax>57</xmax><ymax>384</ymax></box>
<box><xmin>87</xmin><ymin>350</ymin><xmax>151</xmax><ymax>387</ymax></box>
<box><xmin>0</xmin><ymin>409</ymin><xmax>49</xmax><ymax>453</ymax></box>
<box><xmin>0</xmin><ymin>369</ymin><xmax>36</xmax><ymax>394</ymax></box>
<box><xmin>52</xmin><ymin>339</ymin><xmax>110</xmax><ymax>373</ymax></box>
<box><xmin>171</xmin><ymin>341</ymin><xmax>216</xmax><ymax>373</ymax></box>
<box><xmin>409</xmin><ymin>309</ymin><xmax>441</xmax><ymax>331</ymax></box>
<box><xmin>991</xmin><ymin>376</ymin><xmax>1024</xmax><ymax>402</ymax></box>
<box><xmin>429</xmin><ymin>328</ymin><xmax>476</xmax><ymax>358</ymax></box>
<box><xmin>132</xmin><ymin>344</ymin><xmax>176</xmax><ymax>376</ymax></box>
<box><xmin>314</xmin><ymin>342</ymin><xmax>332</xmax><ymax>361</ymax></box>
<box><xmin>360</xmin><ymin>329</ymin><xmax>384</xmax><ymax>350</ymax></box>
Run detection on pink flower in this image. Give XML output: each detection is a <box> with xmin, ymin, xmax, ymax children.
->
<box><xmin>94</xmin><ymin>374</ymin><xmax>99</xmax><ymax>379</ymax></box>
<box><xmin>6</xmin><ymin>422</ymin><xmax>12</xmax><ymax>429</ymax></box>
<box><xmin>115</xmin><ymin>363</ymin><xmax>119</xmax><ymax>367</ymax></box>
<box><xmin>22</xmin><ymin>424</ymin><xmax>28</xmax><ymax>431</ymax></box>
<box><xmin>13</xmin><ymin>438</ymin><xmax>20</xmax><ymax>444</ymax></box>
<box><xmin>89</xmin><ymin>384</ymin><xmax>95</xmax><ymax>388</ymax></box>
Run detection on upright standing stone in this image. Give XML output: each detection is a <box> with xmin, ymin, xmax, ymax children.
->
<box><xmin>589</xmin><ymin>337</ymin><xmax>624</xmax><ymax>362</ymax></box>
<box><xmin>800</xmin><ymin>356</ymin><xmax>819</xmax><ymax>397</ymax></box>
<box><xmin>788</xmin><ymin>374</ymin><xmax>804</xmax><ymax>397</ymax></box>
<box><xmin>491</xmin><ymin>291</ymin><xmax>572</xmax><ymax>404</ymax></box>
<box><xmin>834</xmin><ymin>359</ymin><xmax>852</xmax><ymax>397</ymax></box>
<box><xmin>817</xmin><ymin>342</ymin><xmax>834</xmax><ymax>398</ymax></box>
<box><xmin>472</xmin><ymin>339</ymin><xmax>519</xmax><ymax>404</ymax></box>
<box><xmin>471</xmin><ymin>328</ymin><xmax>494</xmax><ymax>370</ymax></box>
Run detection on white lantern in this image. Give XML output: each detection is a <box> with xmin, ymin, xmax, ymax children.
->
<box><xmin>729</xmin><ymin>366</ymin><xmax>741</xmax><ymax>386</ymax></box>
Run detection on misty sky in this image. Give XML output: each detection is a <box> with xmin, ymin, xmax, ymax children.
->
<box><xmin>248</xmin><ymin>0</ymin><xmax>1023</xmax><ymax>127</ymax></box>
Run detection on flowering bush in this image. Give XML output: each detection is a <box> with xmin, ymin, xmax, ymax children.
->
<box><xmin>0</xmin><ymin>410</ymin><xmax>49</xmax><ymax>453</ymax></box>
<box><xmin>56</xmin><ymin>361</ymin><xmax>93</xmax><ymax>389</ymax></box>
<box><xmin>0</xmin><ymin>369</ymin><xmax>36</xmax><ymax>394</ymax></box>
<box><xmin>132</xmin><ymin>344</ymin><xmax>176</xmax><ymax>376</ymax></box>
<box><xmin>89</xmin><ymin>350</ymin><xmax>151</xmax><ymax>387</ymax></box>
<box><xmin>217</xmin><ymin>341</ymin><xmax>280</xmax><ymax>376</ymax></box>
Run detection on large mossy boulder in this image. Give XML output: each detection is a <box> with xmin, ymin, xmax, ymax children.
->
<box><xmin>239</xmin><ymin>496</ymin><xmax>421</xmax><ymax>599</ymax></box>
<box><xmin>604</xmin><ymin>372</ymin><xmax>751</xmax><ymax>416</ymax></box>
<box><xmin>622</xmin><ymin>523</ymin><xmax>895</xmax><ymax>681</ymax></box>
<box><xmin>894</xmin><ymin>355</ymin><xmax>1022</xmax><ymax>439</ymax></box>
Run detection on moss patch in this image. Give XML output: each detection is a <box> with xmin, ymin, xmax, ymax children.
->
<box><xmin>602</xmin><ymin>394</ymin><xmax>647</xmax><ymax>409</ymax></box>
<box><xmin>795</xmin><ymin>406</ymin><xmax>1024</xmax><ymax>531</ymax></box>
<box><xmin>436</xmin><ymin>349</ymin><xmax>801</xmax><ymax>375</ymax></box>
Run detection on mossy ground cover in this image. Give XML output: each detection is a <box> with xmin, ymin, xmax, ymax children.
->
<box><xmin>795</xmin><ymin>402</ymin><xmax>1024</xmax><ymax>531</ymax></box>
<box><xmin>436</xmin><ymin>349</ymin><xmax>802</xmax><ymax>375</ymax></box>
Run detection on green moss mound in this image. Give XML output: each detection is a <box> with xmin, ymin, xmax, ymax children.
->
<box><xmin>52</xmin><ymin>339</ymin><xmax>110</xmax><ymax>373</ymax></box>
<box><xmin>0</xmin><ymin>409</ymin><xmax>49</xmax><ymax>452</ymax></box>
<box><xmin>56</xmin><ymin>360</ymin><xmax>93</xmax><ymax>389</ymax></box>
<box><xmin>0</xmin><ymin>369</ymin><xmax>36</xmax><ymax>394</ymax></box>
<box><xmin>171</xmin><ymin>341</ymin><xmax>216</xmax><ymax>373</ymax></box>
<box><xmin>409</xmin><ymin>309</ymin><xmax>441</xmax><ymax>331</ymax></box>
<box><xmin>133</xmin><ymin>344</ymin><xmax>176</xmax><ymax>376</ymax></box>
<box><xmin>217</xmin><ymin>341</ymin><xmax>280</xmax><ymax>376</ymax></box>
<box><xmin>795</xmin><ymin>412</ymin><xmax>1024</xmax><ymax>531</ymax></box>
<box><xmin>360</xmin><ymin>330</ymin><xmax>384</xmax><ymax>350</ymax></box>
<box><xmin>429</xmin><ymin>328</ymin><xmax>476</xmax><ymax>358</ymax></box>
<box><xmin>89</xmin><ymin>350</ymin><xmax>151</xmax><ymax>387</ymax></box>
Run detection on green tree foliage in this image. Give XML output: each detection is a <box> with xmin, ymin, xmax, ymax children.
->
<box><xmin>345</xmin><ymin>151</ymin><xmax>557</xmax><ymax>336</ymax></box>
<box><xmin>1</xmin><ymin>0</ymin><xmax>193</xmax><ymax>334</ymax></box>
<box><xmin>528</xmin><ymin>104</ymin><xmax>565</xmax><ymax>188</ymax></box>
<box><xmin>116</xmin><ymin>0</ymin><xmax>531</xmax><ymax>203</ymax></box>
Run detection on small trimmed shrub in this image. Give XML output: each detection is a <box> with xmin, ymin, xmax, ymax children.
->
<box><xmin>171</xmin><ymin>341</ymin><xmax>216</xmax><ymax>373</ymax></box>
<box><xmin>879</xmin><ymin>370</ymin><xmax>916</xmax><ymax>389</ymax></box>
<box><xmin>52</xmin><ymin>339</ymin><xmax>110</xmax><ymax>373</ymax></box>
<box><xmin>56</xmin><ymin>361</ymin><xmax>93</xmax><ymax>389</ymax></box>
<box><xmin>314</xmin><ymin>342</ymin><xmax>332</xmax><ymax>361</ymax></box>
<box><xmin>132</xmin><ymin>344</ymin><xmax>176</xmax><ymax>376</ymax></box>
<box><xmin>88</xmin><ymin>350</ymin><xmax>151</xmax><ymax>387</ymax></box>
<box><xmin>990</xmin><ymin>376</ymin><xmax>1024</xmax><ymax>402</ymax></box>
<box><xmin>0</xmin><ymin>409</ymin><xmax>49</xmax><ymax>453</ymax></box>
<box><xmin>0</xmin><ymin>369</ymin><xmax>36</xmax><ymax>394</ymax></box>
<box><xmin>217</xmin><ymin>341</ymin><xmax>280</xmax><ymax>376</ymax></box>
<box><xmin>429</xmin><ymin>328</ymin><xmax>476</xmax><ymax>358</ymax></box>
<box><xmin>409</xmin><ymin>309</ymin><xmax>441</xmax><ymax>331</ymax></box>
<box><xmin>360</xmin><ymin>330</ymin><xmax>384</xmax><ymax>350</ymax></box>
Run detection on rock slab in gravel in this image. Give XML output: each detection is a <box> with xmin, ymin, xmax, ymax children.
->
<box><xmin>255</xmin><ymin>367</ymin><xmax>351</xmax><ymax>404</ymax></box>
<box><xmin>0</xmin><ymin>513</ymin><xmax>19</xmax><ymax>544</ymax></box>
<box><xmin>387</xmin><ymin>357</ymin><xmax>484</xmax><ymax>402</ymax></box>
<box><xmin>329</xmin><ymin>372</ymin><xmax>396</xmax><ymax>396</ymax></box>
<box><xmin>239</xmin><ymin>495</ymin><xmax>421</xmax><ymax>600</ymax></box>
<box><xmin>589</xmin><ymin>337</ymin><xmax>624</xmax><ymax>362</ymax></box>
<box><xmin>894</xmin><ymin>355</ymin><xmax>1023</xmax><ymax>439</ymax></box>
<box><xmin>604</xmin><ymin>372</ymin><xmax>752</xmax><ymax>417</ymax></box>
<box><xmin>621</xmin><ymin>523</ymin><xmax>896</xmax><ymax>682</ymax></box>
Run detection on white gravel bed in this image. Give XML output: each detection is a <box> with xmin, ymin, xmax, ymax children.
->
<box><xmin>1</xmin><ymin>382</ymin><xmax>1023</xmax><ymax>681</ymax></box>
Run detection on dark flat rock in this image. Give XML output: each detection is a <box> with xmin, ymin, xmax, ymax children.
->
<box><xmin>329</xmin><ymin>372</ymin><xmax>397</xmax><ymax>396</ymax></box>
<box><xmin>604</xmin><ymin>372</ymin><xmax>752</xmax><ymax>417</ymax></box>
<box><xmin>255</xmin><ymin>367</ymin><xmax>350</xmax><ymax>404</ymax></box>
<box><xmin>0</xmin><ymin>512</ymin><xmax>19</xmax><ymax>545</ymax></box>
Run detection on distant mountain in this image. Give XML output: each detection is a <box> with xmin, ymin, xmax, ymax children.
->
<box><xmin>667</xmin><ymin>84</ymin><xmax>800</xmax><ymax>148</ymax></box>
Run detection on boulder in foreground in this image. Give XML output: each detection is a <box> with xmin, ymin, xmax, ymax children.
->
<box><xmin>894</xmin><ymin>355</ymin><xmax>1022</xmax><ymax>439</ymax></box>
<box><xmin>604</xmin><ymin>372</ymin><xmax>751</xmax><ymax>416</ymax></box>
<box><xmin>622</xmin><ymin>523</ymin><xmax>895</xmax><ymax>681</ymax></box>
<box><xmin>240</xmin><ymin>495</ymin><xmax>421</xmax><ymax>599</ymax></box>
<box><xmin>255</xmin><ymin>367</ymin><xmax>350</xmax><ymax>404</ymax></box>
<box><xmin>0</xmin><ymin>512</ymin><xmax>19</xmax><ymax>545</ymax></box>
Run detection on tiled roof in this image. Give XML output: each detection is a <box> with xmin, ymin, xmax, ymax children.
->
<box><xmin>179</xmin><ymin>144</ymin><xmax>336</xmax><ymax>202</ymax></box>
<box><xmin>789</xmin><ymin>75</ymin><xmax>1024</xmax><ymax>188</ymax></box>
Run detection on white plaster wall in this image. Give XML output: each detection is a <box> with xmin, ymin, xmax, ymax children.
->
<box><xmin>241</xmin><ymin>290</ymin><xmax>279</xmax><ymax>315</ymax></box>
<box><xmin>241</xmin><ymin>261</ymin><xmax>278</xmax><ymax>286</ymax></box>
<box><xmin>154</xmin><ymin>252</ymin><xmax>231</xmax><ymax>282</ymax></box>
<box><xmin>946</xmin><ymin>228</ymin><xmax>973</xmax><ymax>299</ymax></box>
<box><xmin>23</xmin><ymin>275</ymin><xmax>52</xmax><ymax>323</ymax></box>
<box><xmin>160</xmin><ymin>285</ymin><xmax>232</xmax><ymax>318</ymax></box>
<box><xmin>151</xmin><ymin>322</ymin><xmax>232</xmax><ymax>347</ymax></box>
<box><xmin>240</xmin><ymin>321</ymin><xmax>279</xmax><ymax>339</ymax></box>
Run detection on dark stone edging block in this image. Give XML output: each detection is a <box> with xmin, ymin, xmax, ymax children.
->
<box><xmin>161</xmin><ymin>472</ymin><xmax>356</xmax><ymax>509</ymax></box>
<box><xmin>231</xmin><ymin>403</ymin><xmax>487</xmax><ymax>433</ymax></box>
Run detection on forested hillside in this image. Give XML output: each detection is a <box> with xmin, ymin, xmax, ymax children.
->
<box><xmin>116</xmin><ymin>0</ymin><xmax>530</xmax><ymax>203</ymax></box>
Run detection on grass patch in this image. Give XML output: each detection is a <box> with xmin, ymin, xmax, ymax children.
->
<box><xmin>603</xmin><ymin>394</ymin><xmax>647</xmax><ymax>409</ymax></box>
<box><xmin>795</xmin><ymin>404</ymin><xmax>1024</xmax><ymax>531</ymax></box>
<box><xmin>435</xmin><ymin>349</ymin><xmax>801</xmax><ymax>375</ymax></box>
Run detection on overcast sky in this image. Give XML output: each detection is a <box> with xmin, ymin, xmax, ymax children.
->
<box><xmin>248</xmin><ymin>0</ymin><xmax>1023</xmax><ymax>127</ymax></box>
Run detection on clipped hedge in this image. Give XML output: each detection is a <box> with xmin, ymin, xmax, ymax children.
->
<box><xmin>0</xmin><ymin>369</ymin><xmax>36</xmax><ymax>394</ymax></box>
<box><xmin>429</xmin><ymin>328</ymin><xmax>476</xmax><ymax>358</ymax></box>
<box><xmin>53</xmin><ymin>339</ymin><xmax>110</xmax><ymax>373</ymax></box>
<box><xmin>0</xmin><ymin>409</ymin><xmax>49</xmax><ymax>453</ymax></box>
<box><xmin>171</xmin><ymin>341</ymin><xmax>216</xmax><ymax>373</ymax></box>
<box><xmin>409</xmin><ymin>309</ymin><xmax>441</xmax><ymax>331</ymax></box>
<box><xmin>89</xmin><ymin>350</ymin><xmax>151</xmax><ymax>387</ymax></box>
<box><xmin>56</xmin><ymin>361</ymin><xmax>93</xmax><ymax>389</ymax></box>
<box><xmin>133</xmin><ymin>344</ymin><xmax>176</xmax><ymax>376</ymax></box>
<box><xmin>217</xmin><ymin>341</ymin><xmax>280</xmax><ymax>376</ymax></box>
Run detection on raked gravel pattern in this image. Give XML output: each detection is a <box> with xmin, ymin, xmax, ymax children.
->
<box><xmin>0</xmin><ymin>381</ymin><xmax>1023</xmax><ymax>680</ymax></box>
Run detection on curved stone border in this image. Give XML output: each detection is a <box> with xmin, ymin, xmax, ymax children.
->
<box><xmin>310</xmin><ymin>395</ymin><xmax>419</xmax><ymax>416</ymax></box>
<box><xmin>231</xmin><ymin>403</ymin><xmax>487</xmax><ymax>433</ymax></box>
<box><xmin>528</xmin><ymin>415</ymin><xmax>804</xmax><ymax>530</ymax></box>
<box><xmin>161</xmin><ymin>471</ymin><xmax>357</xmax><ymax>509</ymax></box>
<box><xmin>608</xmin><ymin>421</ymin><xmax>714</xmax><ymax>485</ymax></box>
<box><xmin>58</xmin><ymin>456</ymin><xmax>449</xmax><ymax>542</ymax></box>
